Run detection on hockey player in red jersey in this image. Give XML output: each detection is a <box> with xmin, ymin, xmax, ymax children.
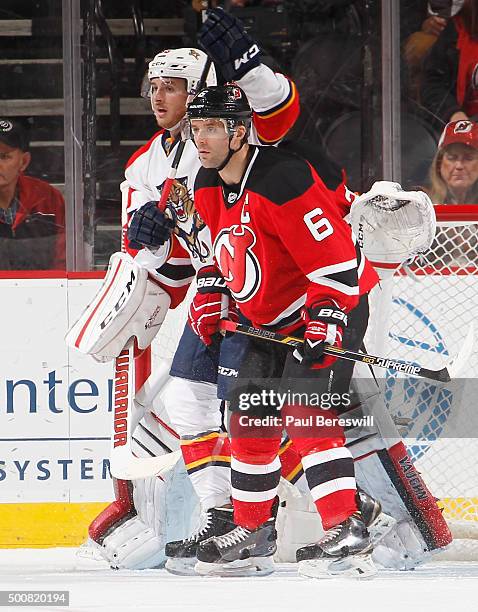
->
<box><xmin>186</xmin><ymin>84</ymin><xmax>382</xmax><ymax>578</ymax></box>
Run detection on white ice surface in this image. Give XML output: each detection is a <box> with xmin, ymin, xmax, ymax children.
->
<box><xmin>1</xmin><ymin>548</ymin><xmax>478</xmax><ymax>612</ymax></box>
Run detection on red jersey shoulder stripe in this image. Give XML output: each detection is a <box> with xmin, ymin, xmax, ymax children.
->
<box><xmin>125</xmin><ymin>130</ymin><xmax>165</xmax><ymax>169</ymax></box>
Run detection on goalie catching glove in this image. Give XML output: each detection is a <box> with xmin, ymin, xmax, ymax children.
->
<box><xmin>349</xmin><ymin>181</ymin><xmax>436</xmax><ymax>275</ymax></box>
<box><xmin>293</xmin><ymin>301</ymin><xmax>347</xmax><ymax>370</ymax></box>
<box><xmin>198</xmin><ymin>7</ymin><xmax>261</xmax><ymax>82</ymax></box>
<box><xmin>127</xmin><ymin>201</ymin><xmax>175</xmax><ymax>250</ymax></box>
<box><xmin>188</xmin><ymin>265</ymin><xmax>238</xmax><ymax>346</ymax></box>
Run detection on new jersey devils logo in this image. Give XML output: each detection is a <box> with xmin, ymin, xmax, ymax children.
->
<box><xmin>214</xmin><ymin>225</ymin><xmax>261</xmax><ymax>302</ymax></box>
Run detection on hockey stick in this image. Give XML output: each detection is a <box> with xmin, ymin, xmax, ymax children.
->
<box><xmin>109</xmin><ymin>9</ymin><xmax>214</xmax><ymax>479</ymax></box>
<box><xmin>219</xmin><ymin>320</ymin><xmax>474</xmax><ymax>383</ymax></box>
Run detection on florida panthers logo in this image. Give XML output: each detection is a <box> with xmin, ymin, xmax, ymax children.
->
<box><xmin>214</xmin><ymin>225</ymin><xmax>261</xmax><ymax>302</ymax></box>
<box><xmin>158</xmin><ymin>176</ymin><xmax>210</xmax><ymax>262</ymax></box>
<box><xmin>164</xmin><ymin>176</ymin><xmax>194</xmax><ymax>223</ymax></box>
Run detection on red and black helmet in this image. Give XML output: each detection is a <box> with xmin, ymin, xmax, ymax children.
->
<box><xmin>187</xmin><ymin>85</ymin><xmax>252</xmax><ymax>122</ymax></box>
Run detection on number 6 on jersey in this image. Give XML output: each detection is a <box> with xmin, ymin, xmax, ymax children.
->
<box><xmin>304</xmin><ymin>207</ymin><xmax>334</xmax><ymax>241</ymax></box>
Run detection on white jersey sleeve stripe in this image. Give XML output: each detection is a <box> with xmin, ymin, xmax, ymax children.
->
<box><xmin>312</xmin><ymin>277</ymin><xmax>359</xmax><ymax>296</ymax></box>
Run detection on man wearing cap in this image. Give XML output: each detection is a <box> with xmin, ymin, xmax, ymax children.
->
<box><xmin>0</xmin><ymin>118</ymin><xmax>65</xmax><ymax>270</ymax></box>
<box><xmin>428</xmin><ymin>119</ymin><xmax>478</xmax><ymax>204</ymax></box>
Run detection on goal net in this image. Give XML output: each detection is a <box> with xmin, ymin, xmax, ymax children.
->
<box><xmin>365</xmin><ymin>205</ymin><xmax>478</xmax><ymax>554</ymax></box>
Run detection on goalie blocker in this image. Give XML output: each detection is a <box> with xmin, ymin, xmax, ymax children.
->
<box><xmin>66</xmin><ymin>252</ymin><xmax>171</xmax><ymax>362</ymax></box>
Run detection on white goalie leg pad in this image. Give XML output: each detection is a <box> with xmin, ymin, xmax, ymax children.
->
<box><xmin>130</xmin><ymin>406</ymin><xmax>197</xmax><ymax>550</ymax></box>
<box><xmin>66</xmin><ymin>251</ymin><xmax>171</xmax><ymax>361</ymax></box>
<box><xmin>275</xmin><ymin>479</ymin><xmax>323</xmax><ymax>563</ymax></box>
<box><xmin>162</xmin><ymin>377</ymin><xmax>231</xmax><ymax>510</ymax></box>
<box><xmin>346</xmin><ymin>381</ymin><xmax>452</xmax><ymax>569</ymax></box>
<box><xmin>100</xmin><ymin>462</ymin><xmax>198</xmax><ymax>570</ymax></box>
<box><xmin>133</xmin><ymin>460</ymin><xmax>198</xmax><ymax>546</ymax></box>
<box><xmin>89</xmin><ymin>403</ymin><xmax>197</xmax><ymax>570</ymax></box>
<box><xmin>372</xmin><ymin>519</ymin><xmax>435</xmax><ymax>570</ymax></box>
<box><xmin>102</xmin><ymin>514</ymin><xmax>166</xmax><ymax>570</ymax></box>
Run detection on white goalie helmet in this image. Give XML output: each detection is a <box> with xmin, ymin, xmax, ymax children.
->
<box><xmin>350</xmin><ymin>181</ymin><xmax>437</xmax><ymax>277</ymax></box>
<box><xmin>148</xmin><ymin>48</ymin><xmax>217</xmax><ymax>95</ymax></box>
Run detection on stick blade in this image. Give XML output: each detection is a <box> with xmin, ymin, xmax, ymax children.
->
<box><xmin>110</xmin><ymin>449</ymin><xmax>182</xmax><ymax>479</ymax></box>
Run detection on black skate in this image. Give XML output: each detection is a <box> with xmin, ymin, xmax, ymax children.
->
<box><xmin>195</xmin><ymin>516</ymin><xmax>277</xmax><ymax>577</ymax></box>
<box><xmin>165</xmin><ymin>507</ymin><xmax>235</xmax><ymax>576</ymax></box>
<box><xmin>357</xmin><ymin>489</ymin><xmax>396</xmax><ymax>548</ymax></box>
<box><xmin>296</xmin><ymin>512</ymin><xmax>377</xmax><ymax>579</ymax></box>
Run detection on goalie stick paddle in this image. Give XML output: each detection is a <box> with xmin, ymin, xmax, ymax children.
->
<box><xmin>109</xmin><ymin>342</ymin><xmax>182</xmax><ymax>479</ymax></box>
<box><xmin>219</xmin><ymin>320</ymin><xmax>474</xmax><ymax>383</ymax></box>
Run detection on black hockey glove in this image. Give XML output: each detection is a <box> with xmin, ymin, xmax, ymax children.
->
<box><xmin>198</xmin><ymin>7</ymin><xmax>261</xmax><ymax>82</ymax></box>
<box><xmin>293</xmin><ymin>301</ymin><xmax>347</xmax><ymax>370</ymax></box>
<box><xmin>127</xmin><ymin>202</ymin><xmax>175</xmax><ymax>250</ymax></box>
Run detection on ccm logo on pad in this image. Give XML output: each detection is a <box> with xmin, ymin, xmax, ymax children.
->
<box><xmin>100</xmin><ymin>270</ymin><xmax>136</xmax><ymax>329</ymax></box>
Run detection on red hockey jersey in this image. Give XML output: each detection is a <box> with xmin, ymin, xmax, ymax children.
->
<box><xmin>194</xmin><ymin>146</ymin><xmax>378</xmax><ymax>332</ymax></box>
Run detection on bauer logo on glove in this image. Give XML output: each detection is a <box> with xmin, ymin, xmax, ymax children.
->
<box><xmin>293</xmin><ymin>301</ymin><xmax>347</xmax><ymax>370</ymax></box>
<box><xmin>188</xmin><ymin>265</ymin><xmax>237</xmax><ymax>346</ymax></box>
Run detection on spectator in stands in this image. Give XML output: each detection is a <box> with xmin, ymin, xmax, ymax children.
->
<box><xmin>421</xmin><ymin>0</ymin><xmax>478</xmax><ymax>124</ymax></box>
<box><xmin>425</xmin><ymin>119</ymin><xmax>478</xmax><ymax>268</ymax></box>
<box><xmin>403</xmin><ymin>1</ymin><xmax>451</xmax><ymax>102</ymax></box>
<box><xmin>0</xmin><ymin>118</ymin><xmax>65</xmax><ymax>270</ymax></box>
<box><xmin>427</xmin><ymin>119</ymin><xmax>478</xmax><ymax>203</ymax></box>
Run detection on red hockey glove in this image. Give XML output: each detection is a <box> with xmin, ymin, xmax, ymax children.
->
<box><xmin>293</xmin><ymin>301</ymin><xmax>347</xmax><ymax>370</ymax></box>
<box><xmin>188</xmin><ymin>266</ymin><xmax>236</xmax><ymax>346</ymax></box>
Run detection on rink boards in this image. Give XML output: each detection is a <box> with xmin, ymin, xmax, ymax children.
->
<box><xmin>0</xmin><ymin>276</ymin><xmax>112</xmax><ymax>547</ymax></box>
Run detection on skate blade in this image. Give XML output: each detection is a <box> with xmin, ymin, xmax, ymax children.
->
<box><xmin>195</xmin><ymin>556</ymin><xmax>275</xmax><ymax>577</ymax></box>
<box><xmin>369</xmin><ymin>512</ymin><xmax>396</xmax><ymax>546</ymax></box>
<box><xmin>165</xmin><ymin>557</ymin><xmax>198</xmax><ymax>576</ymax></box>
<box><xmin>298</xmin><ymin>553</ymin><xmax>377</xmax><ymax>579</ymax></box>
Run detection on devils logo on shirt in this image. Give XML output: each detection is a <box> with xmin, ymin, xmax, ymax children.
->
<box><xmin>214</xmin><ymin>225</ymin><xmax>261</xmax><ymax>302</ymax></box>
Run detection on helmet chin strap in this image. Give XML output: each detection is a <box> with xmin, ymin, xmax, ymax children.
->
<box><xmin>216</xmin><ymin>136</ymin><xmax>246</xmax><ymax>171</ymax></box>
